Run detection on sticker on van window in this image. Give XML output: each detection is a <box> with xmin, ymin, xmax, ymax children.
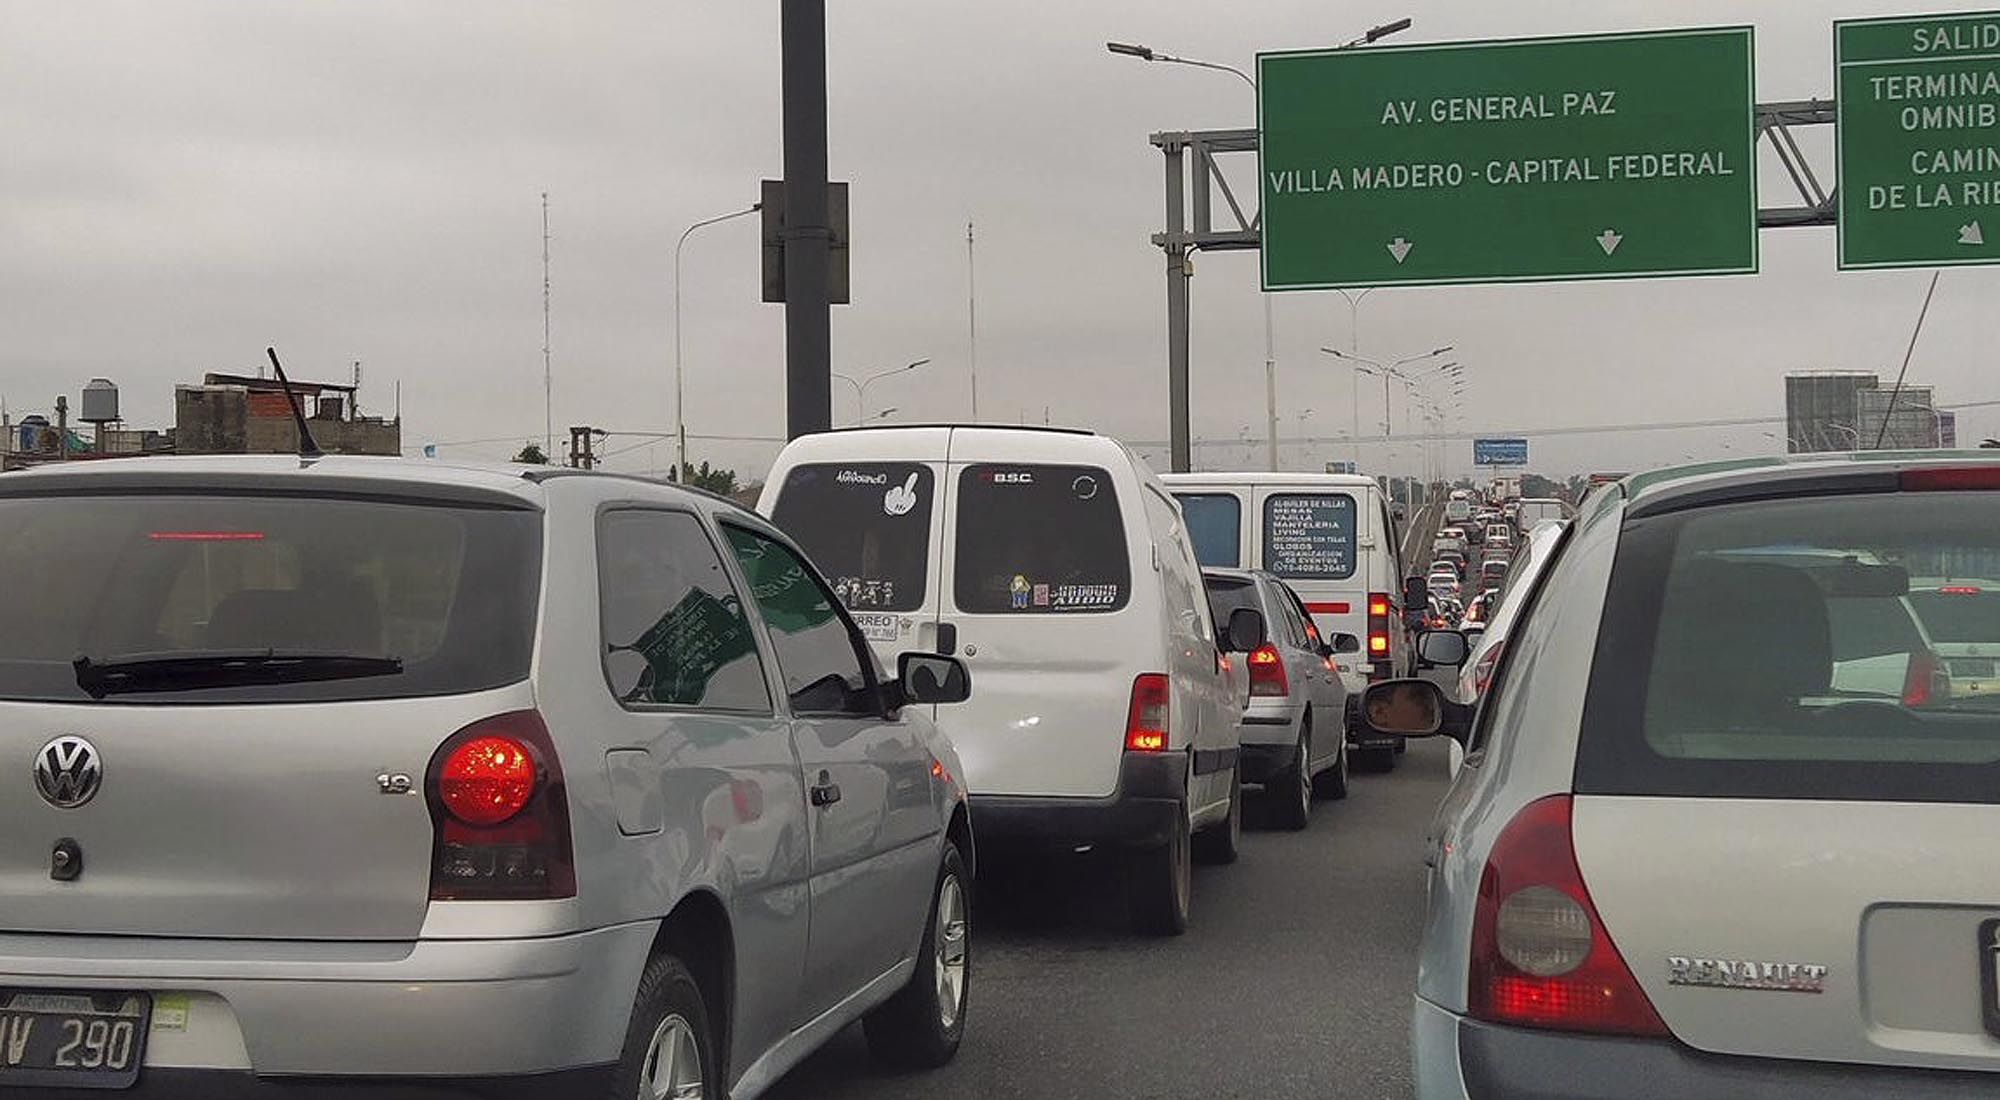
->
<box><xmin>1051</xmin><ymin>583</ymin><xmax>1120</xmax><ymax>609</ymax></box>
<box><xmin>883</xmin><ymin>473</ymin><xmax>921</xmax><ymax>517</ymax></box>
<box><xmin>1010</xmin><ymin>575</ymin><xmax>1032</xmax><ymax>609</ymax></box>
<box><xmin>832</xmin><ymin>576</ymin><xmax>898</xmax><ymax>610</ymax></box>
<box><xmin>851</xmin><ymin>613</ymin><xmax>902</xmax><ymax>644</ymax></box>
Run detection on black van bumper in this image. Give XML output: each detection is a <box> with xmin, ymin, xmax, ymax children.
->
<box><xmin>969</xmin><ymin>751</ymin><xmax>1189</xmax><ymax>852</ymax></box>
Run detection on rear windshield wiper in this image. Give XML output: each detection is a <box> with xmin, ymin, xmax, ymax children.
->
<box><xmin>73</xmin><ymin>651</ymin><xmax>404</xmax><ymax>699</ymax></box>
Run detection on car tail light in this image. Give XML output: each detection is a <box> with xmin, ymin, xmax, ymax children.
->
<box><xmin>1125</xmin><ymin>674</ymin><xmax>1171</xmax><ymax>752</ymax></box>
<box><xmin>1472</xmin><ymin>640</ymin><xmax>1506</xmax><ymax>698</ymax></box>
<box><xmin>1903</xmin><ymin>650</ymin><xmax>1949</xmax><ymax>707</ymax></box>
<box><xmin>1367</xmin><ymin>593</ymin><xmax>1392</xmax><ymax>662</ymax></box>
<box><xmin>1468</xmin><ymin>795</ymin><xmax>1668</xmax><ymax>1037</ymax></box>
<box><xmin>427</xmin><ymin>711</ymin><xmax>575</xmax><ymax>900</ymax></box>
<box><xmin>1939</xmin><ymin>585</ymin><xmax>1984</xmax><ymax>595</ymax></box>
<box><xmin>1901</xmin><ymin>467</ymin><xmax>2000</xmax><ymax>491</ymax></box>
<box><xmin>1248</xmin><ymin>644</ymin><xmax>1289</xmax><ymax>697</ymax></box>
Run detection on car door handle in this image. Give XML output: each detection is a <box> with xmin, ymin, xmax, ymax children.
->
<box><xmin>809</xmin><ymin>771</ymin><xmax>842</xmax><ymax>808</ymax></box>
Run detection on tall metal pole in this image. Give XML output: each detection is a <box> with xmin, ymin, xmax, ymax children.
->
<box><xmin>1264</xmin><ymin>294</ymin><xmax>1278</xmax><ymax>469</ymax></box>
<box><xmin>1165</xmin><ymin>145</ymin><xmax>1192</xmax><ymax>472</ymax></box>
<box><xmin>781</xmin><ymin>0</ymin><xmax>832</xmax><ymax>440</ymax></box>
<box><xmin>541</xmin><ymin>192</ymin><xmax>553</xmax><ymax>460</ymax></box>
<box><xmin>967</xmin><ymin>220</ymin><xmax>980</xmax><ymax>421</ymax></box>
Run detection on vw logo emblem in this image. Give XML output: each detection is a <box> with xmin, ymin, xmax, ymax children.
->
<box><xmin>34</xmin><ymin>736</ymin><xmax>102</xmax><ymax>809</ymax></box>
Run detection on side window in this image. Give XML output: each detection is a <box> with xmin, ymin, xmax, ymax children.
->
<box><xmin>1270</xmin><ymin>584</ymin><xmax>1310</xmax><ymax>648</ymax></box>
<box><xmin>597</xmin><ymin>510</ymin><xmax>770</xmax><ymax>712</ymax></box>
<box><xmin>721</xmin><ymin>525</ymin><xmax>880</xmax><ymax>718</ymax></box>
<box><xmin>1466</xmin><ymin>526</ymin><xmax>1575</xmax><ymax>754</ymax></box>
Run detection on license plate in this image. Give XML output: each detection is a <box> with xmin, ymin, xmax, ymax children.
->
<box><xmin>0</xmin><ymin>990</ymin><xmax>151</xmax><ymax>1089</ymax></box>
<box><xmin>1951</xmin><ymin>659</ymin><xmax>1997</xmax><ymax>679</ymax></box>
<box><xmin>1982</xmin><ymin>919</ymin><xmax>2000</xmax><ymax>1040</ymax></box>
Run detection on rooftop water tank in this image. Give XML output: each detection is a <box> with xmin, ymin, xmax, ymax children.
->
<box><xmin>79</xmin><ymin>378</ymin><xmax>119</xmax><ymax>425</ymax></box>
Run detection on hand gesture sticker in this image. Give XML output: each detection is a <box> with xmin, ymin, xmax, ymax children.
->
<box><xmin>883</xmin><ymin>472</ymin><xmax>921</xmax><ymax>517</ymax></box>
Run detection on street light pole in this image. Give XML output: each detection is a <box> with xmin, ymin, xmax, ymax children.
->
<box><xmin>831</xmin><ymin>358</ymin><xmax>932</xmax><ymax>424</ymax></box>
<box><xmin>1111</xmin><ymin>20</ymin><xmax>1411</xmax><ymax>473</ymax></box>
<box><xmin>674</xmin><ymin>202</ymin><xmax>761</xmax><ymax>482</ymax></box>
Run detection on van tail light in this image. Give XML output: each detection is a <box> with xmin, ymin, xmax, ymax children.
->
<box><xmin>1901</xmin><ymin>467</ymin><xmax>2000</xmax><ymax>492</ymax></box>
<box><xmin>427</xmin><ymin>710</ymin><xmax>576</xmax><ymax>901</ymax></box>
<box><xmin>1367</xmin><ymin>593</ymin><xmax>1392</xmax><ymax>665</ymax></box>
<box><xmin>1903</xmin><ymin>650</ymin><xmax>1949</xmax><ymax>708</ymax></box>
<box><xmin>1125</xmin><ymin>674</ymin><xmax>1171</xmax><ymax>752</ymax></box>
<box><xmin>1248</xmin><ymin>644</ymin><xmax>1289</xmax><ymax>697</ymax></box>
<box><xmin>1469</xmin><ymin>796</ymin><xmax>1668</xmax><ymax>1037</ymax></box>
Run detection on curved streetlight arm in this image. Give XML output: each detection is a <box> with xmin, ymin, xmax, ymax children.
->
<box><xmin>674</xmin><ymin>201</ymin><xmax>762</xmax><ymax>480</ymax></box>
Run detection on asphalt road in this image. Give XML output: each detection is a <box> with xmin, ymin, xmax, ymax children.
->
<box><xmin>764</xmin><ymin>738</ymin><xmax>1453</xmax><ymax>1100</ymax></box>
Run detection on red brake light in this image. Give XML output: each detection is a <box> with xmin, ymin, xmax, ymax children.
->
<box><xmin>1306</xmin><ymin>602</ymin><xmax>1350</xmax><ymax>615</ymax></box>
<box><xmin>1367</xmin><ymin>592</ymin><xmax>1393</xmax><ymax>662</ymax></box>
<box><xmin>1469</xmin><ymin>796</ymin><xmax>1668</xmax><ymax>1037</ymax></box>
<box><xmin>1368</xmin><ymin>635</ymin><xmax>1390</xmax><ymax>654</ymax></box>
<box><xmin>1939</xmin><ymin>586</ymin><xmax>1984</xmax><ymax>595</ymax></box>
<box><xmin>1248</xmin><ymin>643</ymin><xmax>1289</xmax><ymax>697</ymax></box>
<box><xmin>1368</xmin><ymin>597</ymin><xmax>1391</xmax><ymax>617</ymax></box>
<box><xmin>1901</xmin><ymin>467</ymin><xmax>2000</xmax><ymax>491</ymax></box>
<box><xmin>427</xmin><ymin>711</ymin><xmax>575</xmax><ymax>900</ymax></box>
<box><xmin>1125</xmin><ymin>674</ymin><xmax>1171</xmax><ymax>752</ymax></box>
<box><xmin>148</xmin><ymin>531</ymin><xmax>266</xmax><ymax>542</ymax></box>
<box><xmin>1903</xmin><ymin>650</ymin><xmax>1949</xmax><ymax>707</ymax></box>
<box><xmin>439</xmin><ymin>736</ymin><xmax>538</xmax><ymax>826</ymax></box>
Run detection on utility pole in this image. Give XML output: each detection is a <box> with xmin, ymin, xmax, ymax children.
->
<box><xmin>567</xmin><ymin>426</ymin><xmax>597</xmax><ymax>469</ymax></box>
<box><xmin>781</xmin><ymin>0</ymin><xmax>832</xmax><ymax>440</ymax></box>
<box><xmin>541</xmin><ymin>192</ymin><xmax>554</xmax><ymax>461</ymax></box>
<box><xmin>967</xmin><ymin>220</ymin><xmax>980</xmax><ymax>421</ymax></box>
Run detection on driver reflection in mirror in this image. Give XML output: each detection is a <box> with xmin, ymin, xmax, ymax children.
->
<box><xmin>1369</xmin><ymin>682</ymin><xmax>1438</xmax><ymax>732</ymax></box>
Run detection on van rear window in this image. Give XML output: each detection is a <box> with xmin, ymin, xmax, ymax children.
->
<box><xmin>769</xmin><ymin>463</ymin><xmax>932</xmax><ymax>613</ymax></box>
<box><xmin>1262</xmin><ymin>494</ymin><xmax>1358</xmax><ymax>580</ymax></box>
<box><xmin>0</xmin><ymin>494</ymin><xmax>539</xmax><ymax>704</ymax></box>
<box><xmin>1577</xmin><ymin>493</ymin><xmax>2000</xmax><ymax>803</ymax></box>
<box><xmin>955</xmin><ymin>465</ymin><xmax>1129</xmax><ymax>614</ymax></box>
<box><xmin>1173</xmin><ymin>493</ymin><xmax>1241</xmax><ymax>568</ymax></box>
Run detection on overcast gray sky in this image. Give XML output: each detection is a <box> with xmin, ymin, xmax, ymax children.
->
<box><xmin>4</xmin><ymin>0</ymin><xmax>1996</xmax><ymax>483</ymax></box>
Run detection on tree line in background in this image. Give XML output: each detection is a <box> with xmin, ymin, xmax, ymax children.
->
<box><xmin>510</xmin><ymin>442</ymin><xmax>740</xmax><ymax>494</ymax></box>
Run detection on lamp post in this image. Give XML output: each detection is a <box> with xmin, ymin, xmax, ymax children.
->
<box><xmin>675</xmin><ymin>201</ymin><xmax>761</xmax><ymax>481</ymax></box>
<box><xmin>832</xmin><ymin>358</ymin><xmax>931</xmax><ymax>425</ymax></box>
<box><xmin>1320</xmin><ymin>345</ymin><xmax>1453</xmax><ymax>477</ymax></box>
<box><xmin>1110</xmin><ymin>18</ymin><xmax>1412</xmax><ymax>472</ymax></box>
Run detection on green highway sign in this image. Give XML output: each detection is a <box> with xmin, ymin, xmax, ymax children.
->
<box><xmin>1257</xmin><ymin>28</ymin><xmax>1759</xmax><ymax>289</ymax></box>
<box><xmin>1837</xmin><ymin>11</ymin><xmax>2000</xmax><ymax>270</ymax></box>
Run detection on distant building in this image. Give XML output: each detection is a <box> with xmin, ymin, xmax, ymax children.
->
<box><xmin>1785</xmin><ymin>371</ymin><xmax>1943</xmax><ymax>453</ymax></box>
<box><xmin>175</xmin><ymin>373</ymin><xmax>399</xmax><ymax>456</ymax></box>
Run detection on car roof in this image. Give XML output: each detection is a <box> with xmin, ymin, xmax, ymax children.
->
<box><xmin>1616</xmin><ymin>450</ymin><xmax>2000</xmax><ymax>519</ymax></box>
<box><xmin>1162</xmin><ymin>472</ymin><xmax>1379</xmax><ymax>488</ymax></box>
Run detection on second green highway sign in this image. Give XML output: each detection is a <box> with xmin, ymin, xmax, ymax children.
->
<box><xmin>1257</xmin><ymin>28</ymin><xmax>1759</xmax><ymax>290</ymax></box>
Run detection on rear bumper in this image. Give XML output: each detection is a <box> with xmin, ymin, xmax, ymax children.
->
<box><xmin>1413</xmin><ymin>997</ymin><xmax>2000</xmax><ymax>1100</ymax></box>
<box><xmin>0</xmin><ymin>922</ymin><xmax>657</xmax><ymax>1077</ymax></box>
<box><xmin>970</xmin><ymin>750</ymin><xmax>1186</xmax><ymax>851</ymax></box>
<box><xmin>14</xmin><ymin>1066</ymin><xmax>616</xmax><ymax>1100</ymax></box>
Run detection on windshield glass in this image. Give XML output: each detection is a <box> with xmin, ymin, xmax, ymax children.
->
<box><xmin>769</xmin><ymin>462</ymin><xmax>933</xmax><ymax>613</ymax></box>
<box><xmin>0</xmin><ymin>494</ymin><xmax>539</xmax><ymax>703</ymax></box>
<box><xmin>1579</xmin><ymin>492</ymin><xmax>2000</xmax><ymax>803</ymax></box>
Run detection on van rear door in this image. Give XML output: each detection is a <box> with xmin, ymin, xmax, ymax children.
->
<box><xmin>1254</xmin><ymin>487</ymin><xmax>1370</xmax><ymax>673</ymax></box>
<box><xmin>938</xmin><ymin>434</ymin><xmax>1139</xmax><ymax>798</ymax></box>
<box><xmin>765</xmin><ymin>435</ymin><xmax>950</xmax><ymax>670</ymax></box>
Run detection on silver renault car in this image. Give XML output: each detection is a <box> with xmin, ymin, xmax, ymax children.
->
<box><xmin>1356</xmin><ymin>453</ymin><xmax>2000</xmax><ymax>1098</ymax></box>
<box><xmin>0</xmin><ymin>455</ymin><xmax>975</xmax><ymax>1098</ymax></box>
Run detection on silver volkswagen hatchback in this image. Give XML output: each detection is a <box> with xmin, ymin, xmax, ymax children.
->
<box><xmin>0</xmin><ymin>456</ymin><xmax>975</xmax><ymax>1098</ymax></box>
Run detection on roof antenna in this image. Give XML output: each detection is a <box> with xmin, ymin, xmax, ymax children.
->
<box><xmin>265</xmin><ymin>347</ymin><xmax>323</xmax><ymax>460</ymax></box>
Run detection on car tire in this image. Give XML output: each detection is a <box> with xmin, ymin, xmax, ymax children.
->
<box><xmin>607</xmin><ymin>950</ymin><xmax>714</xmax><ymax>1100</ymax></box>
<box><xmin>1314</xmin><ymin>740</ymin><xmax>1350</xmax><ymax>801</ymax></box>
<box><xmin>864</xmin><ymin>840</ymin><xmax>971</xmax><ymax>1070</ymax></box>
<box><xmin>1358</xmin><ymin>745</ymin><xmax>1398</xmax><ymax>773</ymax></box>
<box><xmin>1127</xmin><ymin>805</ymin><xmax>1192</xmax><ymax>936</ymax></box>
<box><xmin>1267</xmin><ymin>727</ymin><xmax>1312</xmax><ymax>831</ymax></box>
<box><xmin>1192</xmin><ymin>764</ymin><xmax>1242</xmax><ymax>864</ymax></box>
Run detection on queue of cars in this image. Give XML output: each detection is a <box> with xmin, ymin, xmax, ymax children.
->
<box><xmin>1351</xmin><ymin>452</ymin><xmax>2000</xmax><ymax>1098</ymax></box>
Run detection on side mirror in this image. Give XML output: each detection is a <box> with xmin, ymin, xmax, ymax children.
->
<box><xmin>1403</xmin><ymin>575</ymin><xmax>1430</xmax><ymax>607</ymax></box>
<box><xmin>1331</xmin><ymin>632</ymin><xmax>1361</xmax><ymax>654</ymax></box>
<box><xmin>1356</xmin><ymin>678</ymin><xmax>1473</xmax><ymax>744</ymax></box>
<box><xmin>1223</xmin><ymin>607</ymin><xmax>1267</xmax><ymax>653</ymax></box>
<box><xmin>896</xmin><ymin>652</ymin><xmax>971</xmax><ymax>705</ymax></box>
<box><xmin>1416</xmin><ymin>629</ymin><xmax>1472</xmax><ymax>669</ymax></box>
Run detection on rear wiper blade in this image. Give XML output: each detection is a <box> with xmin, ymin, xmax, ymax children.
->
<box><xmin>73</xmin><ymin>651</ymin><xmax>404</xmax><ymax>699</ymax></box>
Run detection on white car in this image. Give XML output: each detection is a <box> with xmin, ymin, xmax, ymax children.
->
<box><xmin>762</xmin><ymin>426</ymin><xmax>1260</xmax><ymax>935</ymax></box>
<box><xmin>1354</xmin><ymin>454</ymin><xmax>2000</xmax><ymax>1098</ymax></box>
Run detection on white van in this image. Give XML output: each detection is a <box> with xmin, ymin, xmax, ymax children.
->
<box><xmin>1160</xmin><ymin>473</ymin><xmax>1412</xmax><ymax>768</ymax></box>
<box><xmin>760</xmin><ymin>427</ymin><xmax>1258</xmax><ymax>935</ymax></box>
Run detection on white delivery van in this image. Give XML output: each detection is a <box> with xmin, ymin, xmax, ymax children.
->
<box><xmin>762</xmin><ymin>427</ymin><xmax>1260</xmax><ymax>935</ymax></box>
<box><xmin>1161</xmin><ymin>473</ymin><xmax>1413</xmax><ymax>768</ymax></box>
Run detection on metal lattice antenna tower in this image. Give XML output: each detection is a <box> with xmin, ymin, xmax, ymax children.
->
<box><xmin>541</xmin><ymin>192</ymin><xmax>554</xmax><ymax>459</ymax></box>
